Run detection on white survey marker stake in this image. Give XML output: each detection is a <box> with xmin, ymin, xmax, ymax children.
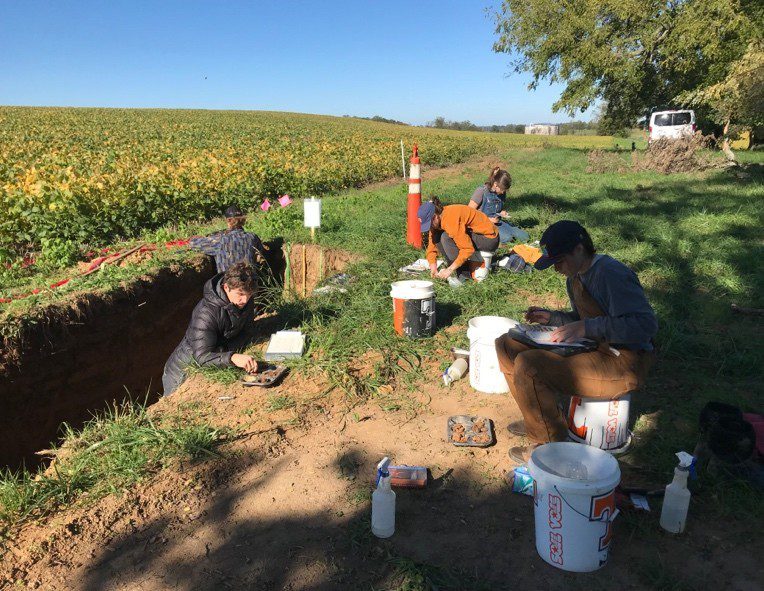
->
<box><xmin>304</xmin><ymin>197</ymin><xmax>321</xmax><ymax>228</ymax></box>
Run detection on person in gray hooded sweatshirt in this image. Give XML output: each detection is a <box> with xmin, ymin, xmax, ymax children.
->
<box><xmin>162</xmin><ymin>262</ymin><xmax>260</xmax><ymax>396</ymax></box>
<box><xmin>496</xmin><ymin>221</ymin><xmax>658</xmax><ymax>463</ymax></box>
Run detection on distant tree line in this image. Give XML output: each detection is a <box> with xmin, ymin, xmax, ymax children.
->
<box><xmin>427</xmin><ymin>116</ymin><xmax>599</xmax><ymax>135</ymax></box>
<box><xmin>343</xmin><ymin>114</ymin><xmax>411</xmax><ymax>126</ymax></box>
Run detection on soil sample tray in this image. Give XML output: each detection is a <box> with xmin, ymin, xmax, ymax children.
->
<box><xmin>447</xmin><ymin>415</ymin><xmax>495</xmax><ymax>447</ymax></box>
<box><xmin>240</xmin><ymin>364</ymin><xmax>289</xmax><ymax>388</ymax></box>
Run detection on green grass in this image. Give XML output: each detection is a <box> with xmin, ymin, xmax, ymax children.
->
<box><xmin>0</xmin><ymin>400</ymin><xmax>225</xmax><ymax>543</ymax></box>
<box><xmin>244</xmin><ymin>147</ymin><xmax>763</xmax><ymax>514</ymax></box>
<box><xmin>265</xmin><ymin>394</ymin><xmax>296</xmax><ymax>412</ymax></box>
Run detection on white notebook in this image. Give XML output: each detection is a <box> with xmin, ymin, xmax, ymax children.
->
<box><xmin>522</xmin><ymin>325</ymin><xmax>589</xmax><ymax>348</ymax></box>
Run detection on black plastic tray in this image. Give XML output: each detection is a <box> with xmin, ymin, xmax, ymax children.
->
<box><xmin>446</xmin><ymin>415</ymin><xmax>495</xmax><ymax>447</ymax></box>
<box><xmin>240</xmin><ymin>364</ymin><xmax>289</xmax><ymax>388</ymax></box>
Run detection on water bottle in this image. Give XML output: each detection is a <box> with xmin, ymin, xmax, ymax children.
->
<box><xmin>660</xmin><ymin>452</ymin><xmax>694</xmax><ymax>533</ymax></box>
<box><xmin>371</xmin><ymin>457</ymin><xmax>395</xmax><ymax>538</ymax></box>
<box><xmin>442</xmin><ymin>358</ymin><xmax>468</xmax><ymax>386</ymax></box>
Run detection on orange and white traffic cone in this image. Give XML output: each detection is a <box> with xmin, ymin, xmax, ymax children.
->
<box><xmin>407</xmin><ymin>144</ymin><xmax>422</xmax><ymax>249</ymax></box>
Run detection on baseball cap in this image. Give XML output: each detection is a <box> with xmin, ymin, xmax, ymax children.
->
<box><xmin>417</xmin><ymin>202</ymin><xmax>436</xmax><ymax>232</ymax></box>
<box><xmin>534</xmin><ymin>220</ymin><xmax>588</xmax><ymax>270</ymax></box>
<box><xmin>224</xmin><ymin>205</ymin><xmax>244</xmax><ymax>218</ymax></box>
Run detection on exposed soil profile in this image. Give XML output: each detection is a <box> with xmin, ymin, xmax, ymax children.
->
<box><xmin>286</xmin><ymin>243</ymin><xmax>355</xmax><ymax>296</ymax></box>
<box><xmin>0</xmin><ymin>259</ymin><xmax>217</xmax><ymax>470</ymax></box>
<box><xmin>0</xmin><ymin>241</ymin><xmax>350</xmax><ymax>470</ymax></box>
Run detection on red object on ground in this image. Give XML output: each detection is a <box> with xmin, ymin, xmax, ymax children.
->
<box><xmin>0</xmin><ymin>238</ymin><xmax>190</xmax><ymax>304</ymax></box>
<box><xmin>406</xmin><ymin>144</ymin><xmax>422</xmax><ymax>249</ymax></box>
<box><xmin>743</xmin><ymin>413</ymin><xmax>764</xmax><ymax>458</ymax></box>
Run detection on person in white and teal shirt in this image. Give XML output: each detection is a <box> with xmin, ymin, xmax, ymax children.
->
<box><xmin>468</xmin><ymin>167</ymin><xmax>529</xmax><ymax>244</ymax></box>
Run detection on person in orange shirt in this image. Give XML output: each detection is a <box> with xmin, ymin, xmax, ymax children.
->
<box><xmin>418</xmin><ymin>197</ymin><xmax>499</xmax><ymax>285</ymax></box>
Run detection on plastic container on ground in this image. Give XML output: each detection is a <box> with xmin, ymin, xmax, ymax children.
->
<box><xmin>372</xmin><ymin>457</ymin><xmax>396</xmax><ymax>538</ymax></box>
<box><xmin>659</xmin><ymin>452</ymin><xmax>693</xmax><ymax>534</ymax></box>
<box><xmin>390</xmin><ymin>280</ymin><xmax>435</xmax><ymax>339</ymax></box>
<box><xmin>443</xmin><ymin>358</ymin><xmax>468</xmax><ymax>386</ymax></box>
<box><xmin>468</xmin><ymin>251</ymin><xmax>494</xmax><ymax>282</ymax></box>
<box><xmin>528</xmin><ymin>442</ymin><xmax>621</xmax><ymax>572</ymax></box>
<box><xmin>567</xmin><ymin>394</ymin><xmax>632</xmax><ymax>453</ymax></box>
<box><xmin>467</xmin><ymin>316</ymin><xmax>517</xmax><ymax>394</ymax></box>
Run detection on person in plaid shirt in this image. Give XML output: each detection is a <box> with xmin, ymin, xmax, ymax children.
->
<box><xmin>190</xmin><ymin>205</ymin><xmax>265</xmax><ymax>273</ymax></box>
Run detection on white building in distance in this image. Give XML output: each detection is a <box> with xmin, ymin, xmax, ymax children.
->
<box><xmin>524</xmin><ymin>124</ymin><xmax>560</xmax><ymax>135</ymax></box>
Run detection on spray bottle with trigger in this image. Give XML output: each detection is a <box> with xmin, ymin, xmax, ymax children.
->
<box><xmin>659</xmin><ymin>451</ymin><xmax>695</xmax><ymax>533</ymax></box>
<box><xmin>371</xmin><ymin>456</ymin><xmax>395</xmax><ymax>538</ymax></box>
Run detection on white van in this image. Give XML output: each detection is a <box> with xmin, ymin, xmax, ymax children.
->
<box><xmin>649</xmin><ymin>110</ymin><xmax>696</xmax><ymax>143</ymax></box>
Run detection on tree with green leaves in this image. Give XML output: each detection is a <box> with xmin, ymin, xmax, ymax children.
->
<box><xmin>492</xmin><ymin>0</ymin><xmax>763</xmax><ymax>135</ymax></box>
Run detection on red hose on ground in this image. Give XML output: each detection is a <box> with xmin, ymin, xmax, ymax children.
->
<box><xmin>0</xmin><ymin>239</ymin><xmax>192</xmax><ymax>304</ymax></box>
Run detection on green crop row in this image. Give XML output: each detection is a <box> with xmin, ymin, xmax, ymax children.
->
<box><xmin>0</xmin><ymin>107</ymin><xmax>614</xmax><ymax>266</ymax></box>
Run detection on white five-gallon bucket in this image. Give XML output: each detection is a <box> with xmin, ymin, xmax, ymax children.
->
<box><xmin>390</xmin><ymin>280</ymin><xmax>435</xmax><ymax>339</ymax></box>
<box><xmin>467</xmin><ymin>316</ymin><xmax>517</xmax><ymax>393</ymax></box>
<box><xmin>567</xmin><ymin>394</ymin><xmax>632</xmax><ymax>454</ymax></box>
<box><xmin>528</xmin><ymin>442</ymin><xmax>621</xmax><ymax>572</ymax></box>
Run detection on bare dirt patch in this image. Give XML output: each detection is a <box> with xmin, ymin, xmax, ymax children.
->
<box><xmin>2</xmin><ymin>341</ymin><xmax>761</xmax><ymax>590</ymax></box>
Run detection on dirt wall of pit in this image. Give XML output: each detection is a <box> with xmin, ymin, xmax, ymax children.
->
<box><xmin>0</xmin><ymin>241</ymin><xmax>350</xmax><ymax>470</ymax></box>
<box><xmin>286</xmin><ymin>243</ymin><xmax>355</xmax><ymax>296</ymax></box>
<box><xmin>0</xmin><ymin>259</ymin><xmax>217</xmax><ymax>470</ymax></box>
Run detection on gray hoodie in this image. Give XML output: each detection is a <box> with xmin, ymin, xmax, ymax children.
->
<box><xmin>549</xmin><ymin>254</ymin><xmax>657</xmax><ymax>350</ymax></box>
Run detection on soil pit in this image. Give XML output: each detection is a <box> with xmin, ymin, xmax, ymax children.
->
<box><xmin>0</xmin><ymin>241</ymin><xmax>354</xmax><ymax>470</ymax></box>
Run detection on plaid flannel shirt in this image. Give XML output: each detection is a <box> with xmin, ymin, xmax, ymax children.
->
<box><xmin>189</xmin><ymin>228</ymin><xmax>265</xmax><ymax>273</ymax></box>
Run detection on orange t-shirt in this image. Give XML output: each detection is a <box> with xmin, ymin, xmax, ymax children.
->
<box><xmin>511</xmin><ymin>244</ymin><xmax>542</xmax><ymax>264</ymax></box>
<box><xmin>425</xmin><ymin>205</ymin><xmax>498</xmax><ymax>268</ymax></box>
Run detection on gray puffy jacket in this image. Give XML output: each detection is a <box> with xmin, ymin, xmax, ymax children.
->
<box><xmin>162</xmin><ymin>273</ymin><xmax>255</xmax><ymax>395</ymax></box>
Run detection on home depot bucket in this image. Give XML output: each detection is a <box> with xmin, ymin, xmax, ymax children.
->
<box><xmin>567</xmin><ymin>394</ymin><xmax>632</xmax><ymax>453</ymax></box>
<box><xmin>466</xmin><ymin>316</ymin><xmax>517</xmax><ymax>393</ymax></box>
<box><xmin>390</xmin><ymin>280</ymin><xmax>435</xmax><ymax>339</ymax></box>
<box><xmin>528</xmin><ymin>442</ymin><xmax>621</xmax><ymax>572</ymax></box>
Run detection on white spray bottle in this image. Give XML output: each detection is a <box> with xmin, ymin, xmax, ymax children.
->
<box><xmin>371</xmin><ymin>456</ymin><xmax>395</xmax><ymax>538</ymax></box>
<box><xmin>659</xmin><ymin>451</ymin><xmax>694</xmax><ymax>533</ymax></box>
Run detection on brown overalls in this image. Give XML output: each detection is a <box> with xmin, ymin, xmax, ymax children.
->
<box><xmin>496</xmin><ymin>276</ymin><xmax>655</xmax><ymax>444</ymax></box>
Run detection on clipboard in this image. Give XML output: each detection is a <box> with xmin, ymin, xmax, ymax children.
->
<box><xmin>507</xmin><ymin>326</ymin><xmax>599</xmax><ymax>357</ymax></box>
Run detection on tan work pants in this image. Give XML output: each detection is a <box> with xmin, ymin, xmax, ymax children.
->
<box><xmin>496</xmin><ymin>336</ymin><xmax>654</xmax><ymax>444</ymax></box>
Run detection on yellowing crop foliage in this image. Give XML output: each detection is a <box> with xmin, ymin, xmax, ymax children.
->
<box><xmin>0</xmin><ymin>107</ymin><xmax>612</xmax><ymax>261</ymax></box>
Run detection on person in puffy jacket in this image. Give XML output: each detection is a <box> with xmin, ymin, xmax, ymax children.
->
<box><xmin>162</xmin><ymin>262</ymin><xmax>261</xmax><ymax>396</ymax></box>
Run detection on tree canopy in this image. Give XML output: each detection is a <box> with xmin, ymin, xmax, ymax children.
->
<box><xmin>493</xmin><ymin>0</ymin><xmax>763</xmax><ymax>131</ymax></box>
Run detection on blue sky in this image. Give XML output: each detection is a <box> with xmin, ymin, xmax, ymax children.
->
<box><xmin>0</xmin><ymin>1</ymin><xmax>593</xmax><ymax>125</ymax></box>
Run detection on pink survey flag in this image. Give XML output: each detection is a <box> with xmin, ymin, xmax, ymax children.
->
<box><xmin>260</xmin><ymin>199</ymin><xmax>272</xmax><ymax>211</ymax></box>
<box><xmin>278</xmin><ymin>194</ymin><xmax>293</xmax><ymax>207</ymax></box>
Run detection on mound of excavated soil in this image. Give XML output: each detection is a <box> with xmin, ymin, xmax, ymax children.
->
<box><xmin>633</xmin><ymin>135</ymin><xmax>721</xmax><ymax>174</ymax></box>
<box><xmin>587</xmin><ymin>135</ymin><xmax>725</xmax><ymax>175</ymax></box>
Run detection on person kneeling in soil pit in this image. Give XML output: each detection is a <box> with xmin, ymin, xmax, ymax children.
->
<box><xmin>162</xmin><ymin>262</ymin><xmax>261</xmax><ymax>396</ymax></box>
<box><xmin>418</xmin><ymin>197</ymin><xmax>499</xmax><ymax>286</ymax></box>
<box><xmin>495</xmin><ymin>220</ymin><xmax>657</xmax><ymax>463</ymax></box>
<box><xmin>189</xmin><ymin>204</ymin><xmax>266</xmax><ymax>273</ymax></box>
